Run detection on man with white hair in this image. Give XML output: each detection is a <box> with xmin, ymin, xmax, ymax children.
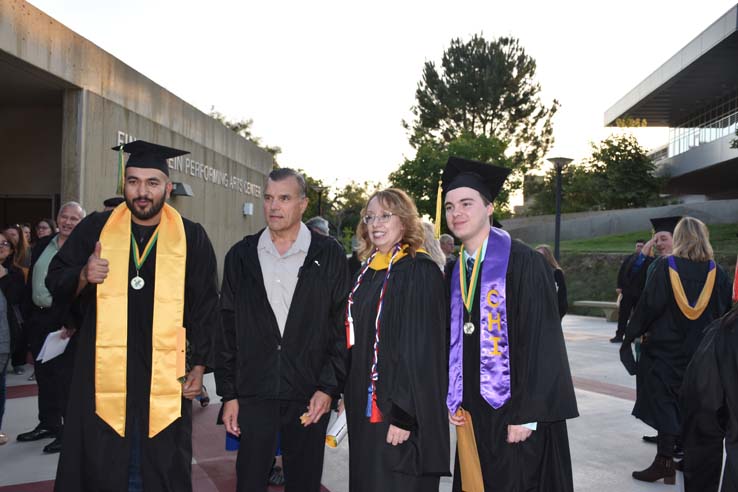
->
<box><xmin>17</xmin><ymin>201</ymin><xmax>85</xmax><ymax>454</ymax></box>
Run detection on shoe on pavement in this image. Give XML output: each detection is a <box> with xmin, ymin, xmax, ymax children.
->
<box><xmin>12</xmin><ymin>366</ymin><xmax>25</xmax><ymax>375</ymax></box>
<box><xmin>43</xmin><ymin>437</ymin><xmax>63</xmax><ymax>454</ymax></box>
<box><xmin>17</xmin><ymin>426</ymin><xmax>57</xmax><ymax>442</ymax></box>
<box><xmin>632</xmin><ymin>455</ymin><xmax>676</xmax><ymax>484</ymax></box>
<box><xmin>0</xmin><ymin>432</ymin><xmax>8</xmax><ymax>445</ymax></box>
<box><xmin>642</xmin><ymin>435</ymin><xmax>658</xmax><ymax>444</ymax></box>
<box><xmin>610</xmin><ymin>336</ymin><xmax>623</xmax><ymax>343</ymax></box>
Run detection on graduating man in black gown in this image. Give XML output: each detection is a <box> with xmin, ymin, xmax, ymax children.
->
<box><xmin>443</xmin><ymin>157</ymin><xmax>578</xmax><ymax>492</ymax></box>
<box><xmin>47</xmin><ymin>140</ymin><xmax>219</xmax><ymax>491</ymax></box>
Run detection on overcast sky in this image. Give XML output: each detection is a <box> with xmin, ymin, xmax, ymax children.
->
<box><xmin>28</xmin><ymin>0</ymin><xmax>738</xmax><ymax>186</ymax></box>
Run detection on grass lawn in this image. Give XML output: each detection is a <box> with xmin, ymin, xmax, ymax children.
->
<box><xmin>561</xmin><ymin>223</ymin><xmax>738</xmax><ymax>255</ymax></box>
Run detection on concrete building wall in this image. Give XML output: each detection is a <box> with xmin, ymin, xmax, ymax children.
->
<box><xmin>504</xmin><ymin>199</ymin><xmax>738</xmax><ymax>245</ymax></box>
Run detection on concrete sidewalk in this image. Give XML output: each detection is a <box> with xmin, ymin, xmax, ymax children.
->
<box><xmin>0</xmin><ymin>315</ymin><xmax>686</xmax><ymax>491</ymax></box>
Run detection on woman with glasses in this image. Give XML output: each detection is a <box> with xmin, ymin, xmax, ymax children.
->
<box><xmin>344</xmin><ymin>188</ymin><xmax>450</xmax><ymax>492</ymax></box>
<box><xmin>2</xmin><ymin>224</ymin><xmax>30</xmax><ymax>269</ymax></box>
<box><xmin>0</xmin><ymin>231</ymin><xmax>26</xmax><ymax>444</ymax></box>
<box><xmin>35</xmin><ymin>219</ymin><xmax>57</xmax><ymax>241</ymax></box>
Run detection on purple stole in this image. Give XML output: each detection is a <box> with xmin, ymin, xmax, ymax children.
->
<box><xmin>447</xmin><ymin>227</ymin><xmax>512</xmax><ymax>413</ymax></box>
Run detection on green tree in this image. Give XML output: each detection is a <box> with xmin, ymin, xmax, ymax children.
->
<box><xmin>209</xmin><ymin>107</ymin><xmax>282</xmax><ymax>158</ymax></box>
<box><xmin>390</xmin><ymin>132</ymin><xmax>512</xmax><ymax>221</ymax></box>
<box><xmin>528</xmin><ymin>134</ymin><xmax>663</xmax><ymax>215</ymax></box>
<box><xmin>407</xmin><ymin>34</ymin><xmax>558</xmax><ymax>176</ymax></box>
<box><xmin>732</xmin><ymin>128</ymin><xmax>737</xmax><ymax>148</ymax></box>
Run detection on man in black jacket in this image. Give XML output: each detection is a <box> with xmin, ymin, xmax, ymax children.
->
<box><xmin>611</xmin><ymin>239</ymin><xmax>646</xmax><ymax>343</ymax></box>
<box><xmin>216</xmin><ymin>168</ymin><xmax>350</xmax><ymax>492</ymax></box>
<box><xmin>16</xmin><ymin>201</ymin><xmax>85</xmax><ymax>453</ymax></box>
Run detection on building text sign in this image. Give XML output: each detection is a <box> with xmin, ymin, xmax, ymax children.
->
<box><xmin>117</xmin><ymin>131</ymin><xmax>262</xmax><ymax>197</ymax></box>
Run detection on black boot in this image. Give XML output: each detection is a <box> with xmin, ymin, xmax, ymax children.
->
<box><xmin>632</xmin><ymin>455</ymin><xmax>676</xmax><ymax>484</ymax></box>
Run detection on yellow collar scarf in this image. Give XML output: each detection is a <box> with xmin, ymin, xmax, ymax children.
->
<box><xmin>368</xmin><ymin>245</ymin><xmax>427</xmax><ymax>270</ymax></box>
<box><xmin>96</xmin><ymin>202</ymin><xmax>187</xmax><ymax>438</ymax></box>
<box><xmin>667</xmin><ymin>256</ymin><xmax>716</xmax><ymax>321</ymax></box>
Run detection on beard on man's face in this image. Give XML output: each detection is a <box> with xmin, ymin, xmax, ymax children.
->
<box><xmin>126</xmin><ymin>193</ymin><xmax>166</xmax><ymax>221</ymax></box>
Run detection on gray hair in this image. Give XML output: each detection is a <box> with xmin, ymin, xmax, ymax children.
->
<box><xmin>268</xmin><ymin>168</ymin><xmax>307</xmax><ymax>198</ymax></box>
<box><xmin>305</xmin><ymin>216</ymin><xmax>330</xmax><ymax>236</ymax></box>
<box><xmin>422</xmin><ymin>222</ymin><xmax>447</xmax><ymax>271</ymax></box>
<box><xmin>439</xmin><ymin>234</ymin><xmax>454</xmax><ymax>247</ymax></box>
<box><xmin>58</xmin><ymin>201</ymin><xmax>86</xmax><ymax>219</ymax></box>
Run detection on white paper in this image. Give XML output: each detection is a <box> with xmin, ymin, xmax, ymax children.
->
<box><xmin>36</xmin><ymin>330</ymin><xmax>70</xmax><ymax>363</ymax></box>
<box><xmin>325</xmin><ymin>411</ymin><xmax>347</xmax><ymax>448</ymax></box>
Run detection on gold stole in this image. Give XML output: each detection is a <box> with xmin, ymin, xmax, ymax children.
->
<box><xmin>668</xmin><ymin>259</ymin><xmax>716</xmax><ymax>321</ymax></box>
<box><xmin>367</xmin><ymin>246</ymin><xmax>428</xmax><ymax>270</ymax></box>
<box><xmin>96</xmin><ymin>203</ymin><xmax>187</xmax><ymax>438</ymax></box>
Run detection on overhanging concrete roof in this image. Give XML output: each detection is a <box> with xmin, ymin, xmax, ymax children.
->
<box><xmin>605</xmin><ymin>4</ymin><xmax>738</xmax><ymax>127</ymax></box>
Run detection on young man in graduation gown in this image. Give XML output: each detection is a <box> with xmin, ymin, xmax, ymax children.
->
<box><xmin>443</xmin><ymin>157</ymin><xmax>578</xmax><ymax>492</ymax></box>
<box><xmin>46</xmin><ymin>140</ymin><xmax>220</xmax><ymax>491</ymax></box>
<box><xmin>216</xmin><ymin>168</ymin><xmax>350</xmax><ymax>492</ymax></box>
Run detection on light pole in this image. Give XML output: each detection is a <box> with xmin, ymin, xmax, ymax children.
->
<box><xmin>547</xmin><ymin>157</ymin><xmax>572</xmax><ymax>261</ymax></box>
<box><xmin>311</xmin><ymin>185</ymin><xmax>327</xmax><ymax>217</ymax></box>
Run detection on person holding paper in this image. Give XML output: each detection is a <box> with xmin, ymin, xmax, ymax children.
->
<box><xmin>343</xmin><ymin>188</ymin><xmax>450</xmax><ymax>491</ymax></box>
<box><xmin>443</xmin><ymin>157</ymin><xmax>578</xmax><ymax>492</ymax></box>
<box><xmin>16</xmin><ymin>201</ymin><xmax>85</xmax><ymax>454</ymax></box>
<box><xmin>46</xmin><ymin>140</ymin><xmax>220</xmax><ymax>491</ymax></box>
<box><xmin>216</xmin><ymin>168</ymin><xmax>350</xmax><ymax>492</ymax></box>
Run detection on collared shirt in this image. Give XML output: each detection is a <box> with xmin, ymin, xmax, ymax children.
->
<box><xmin>462</xmin><ymin>233</ymin><xmax>537</xmax><ymax>432</ymax></box>
<box><xmin>258</xmin><ymin>223</ymin><xmax>312</xmax><ymax>336</ymax></box>
<box><xmin>32</xmin><ymin>236</ymin><xmax>60</xmax><ymax>308</ymax></box>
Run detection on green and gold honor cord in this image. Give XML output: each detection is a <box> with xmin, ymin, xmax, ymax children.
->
<box><xmin>459</xmin><ymin>246</ymin><xmax>483</xmax><ymax>313</ymax></box>
<box><xmin>131</xmin><ymin>227</ymin><xmax>160</xmax><ymax>272</ymax></box>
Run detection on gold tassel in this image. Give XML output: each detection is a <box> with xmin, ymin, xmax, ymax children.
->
<box><xmin>434</xmin><ymin>179</ymin><xmax>443</xmax><ymax>239</ymax></box>
<box><xmin>116</xmin><ymin>148</ymin><xmax>125</xmax><ymax>195</ymax></box>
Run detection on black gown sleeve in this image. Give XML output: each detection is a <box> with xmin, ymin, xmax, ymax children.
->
<box><xmin>46</xmin><ymin>215</ymin><xmax>101</xmax><ymax>305</ymax></box>
<box><xmin>616</xmin><ymin>256</ymin><xmax>629</xmax><ymax>291</ymax></box>
<box><xmin>510</xmin><ymin>247</ymin><xmax>578</xmax><ymax>424</ymax></box>
<box><xmin>316</xmin><ymin>246</ymin><xmax>350</xmax><ymax>398</ymax></box>
<box><xmin>681</xmin><ymin>320</ymin><xmax>727</xmax><ymax>492</ymax></box>
<box><xmin>554</xmin><ymin>269</ymin><xmax>568</xmax><ymax>319</ymax></box>
<box><xmin>183</xmin><ymin>222</ymin><xmax>219</xmax><ymax>370</ymax></box>
<box><xmin>620</xmin><ymin>258</ymin><xmax>669</xmax><ymax>375</ymax></box>
<box><xmin>388</xmin><ymin>257</ymin><xmax>450</xmax><ymax>475</ymax></box>
<box><xmin>215</xmin><ymin>246</ymin><xmax>239</xmax><ymax>402</ymax></box>
<box><xmin>46</xmin><ymin>213</ymin><xmax>103</xmax><ymax>305</ymax></box>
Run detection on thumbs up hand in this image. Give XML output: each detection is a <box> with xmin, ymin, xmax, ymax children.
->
<box><xmin>85</xmin><ymin>241</ymin><xmax>109</xmax><ymax>284</ymax></box>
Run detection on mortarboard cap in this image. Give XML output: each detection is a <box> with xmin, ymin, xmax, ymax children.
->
<box><xmin>111</xmin><ymin>140</ymin><xmax>189</xmax><ymax>177</ymax></box>
<box><xmin>650</xmin><ymin>216</ymin><xmax>682</xmax><ymax>234</ymax></box>
<box><xmin>103</xmin><ymin>197</ymin><xmax>125</xmax><ymax>208</ymax></box>
<box><xmin>442</xmin><ymin>156</ymin><xmax>511</xmax><ymax>202</ymax></box>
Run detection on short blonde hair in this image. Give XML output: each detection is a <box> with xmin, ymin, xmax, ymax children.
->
<box><xmin>672</xmin><ymin>217</ymin><xmax>713</xmax><ymax>262</ymax></box>
<box><xmin>356</xmin><ymin>188</ymin><xmax>424</xmax><ymax>260</ymax></box>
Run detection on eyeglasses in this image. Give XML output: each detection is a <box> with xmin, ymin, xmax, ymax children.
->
<box><xmin>362</xmin><ymin>212</ymin><xmax>394</xmax><ymax>225</ymax></box>
<box><xmin>0</xmin><ymin>241</ymin><xmax>10</xmax><ymax>248</ymax></box>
